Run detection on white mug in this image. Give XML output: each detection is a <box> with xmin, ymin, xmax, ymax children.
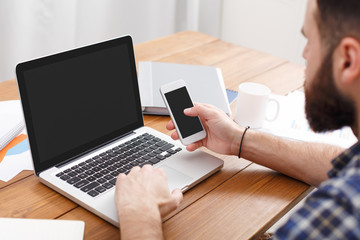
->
<box><xmin>235</xmin><ymin>82</ymin><xmax>279</xmax><ymax>128</ymax></box>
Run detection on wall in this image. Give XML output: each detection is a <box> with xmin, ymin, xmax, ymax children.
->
<box><xmin>0</xmin><ymin>0</ymin><xmax>222</xmax><ymax>82</ymax></box>
<box><xmin>74</xmin><ymin>0</ymin><xmax>178</xmax><ymax>47</ymax></box>
<box><xmin>221</xmin><ymin>0</ymin><xmax>307</xmax><ymax>65</ymax></box>
<box><xmin>0</xmin><ymin>0</ymin><xmax>305</xmax><ymax>82</ymax></box>
<box><xmin>0</xmin><ymin>1</ymin><xmax>78</xmax><ymax>82</ymax></box>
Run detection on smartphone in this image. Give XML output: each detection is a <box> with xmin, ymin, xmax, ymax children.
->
<box><xmin>160</xmin><ymin>79</ymin><xmax>206</xmax><ymax>145</ymax></box>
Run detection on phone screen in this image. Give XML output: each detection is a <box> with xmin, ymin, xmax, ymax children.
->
<box><xmin>164</xmin><ymin>87</ymin><xmax>204</xmax><ymax>138</ymax></box>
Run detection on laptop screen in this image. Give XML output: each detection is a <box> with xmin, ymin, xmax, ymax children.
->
<box><xmin>16</xmin><ymin>36</ymin><xmax>143</xmax><ymax>174</ymax></box>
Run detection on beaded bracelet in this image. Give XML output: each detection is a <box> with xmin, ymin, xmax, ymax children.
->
<box><xmin>238</xmin><ymin>126</ymin><xmax>250</xmax><ymax>158</ymax></box>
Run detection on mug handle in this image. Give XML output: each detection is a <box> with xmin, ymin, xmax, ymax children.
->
<box><xmin>265</xmin><ymin>98</ymin><xmax>279</xmax><ymax>122</ymax></box>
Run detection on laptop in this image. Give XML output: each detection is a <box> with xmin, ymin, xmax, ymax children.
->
<box><xmin>16</xmin><ymin>36</ymin><xmax>224</xmax><ymax>226</ymax></box>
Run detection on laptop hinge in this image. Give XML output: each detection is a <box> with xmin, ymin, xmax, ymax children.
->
<box><xmin>55</xmin><ymin>131</ymin><xmax>136</xmax><ymax>169</ymax></box>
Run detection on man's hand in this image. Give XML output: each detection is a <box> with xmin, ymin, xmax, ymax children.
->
<box><xmin>166</xmin><ymin>103</ymin><xmax>243</xmax><ymax>156</ymax></box>
<box><xmin>115</xmin><ymin>165</ymin><xmax>183</xmax><ymax>217</ymax></box>
<box><xmin>115</xmin><ymin>165</ymin><xmax>183</xmax><ymax>239</ymax></box>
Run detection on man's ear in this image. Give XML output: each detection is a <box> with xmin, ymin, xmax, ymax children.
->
<box><xmin>336</xmin><ymin>37</ymin><xmax>360</xmax><ymax>85</ymax></box>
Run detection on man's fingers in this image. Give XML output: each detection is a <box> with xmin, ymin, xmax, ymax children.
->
<box><xmin>171</xmin><ymin>131</ymin><xmax>179</xmax><ymax>140</ymax></box>
<box><xmin>184</xmin><ymin>103</ymin><xmax>219</xmax><ymax>119</ymax></box>
<box><xmin>166</xmin><ymin>119</ymin><xmax>175</xmax><ymax>130</ymax></box>
<box><xmin>128</xmin><ymin>166</ymin><xmax>141</xmax><ymax>176</ymax></box>
<box><xmin>184</xmin><ymin>106</ymin><xmax>198</xmax><ymax>116</ymax></box>
<box><xmin>186</xmin><ymin>141</ymin><xmax>203</xmax><ymax>152</ymax></box>
<box><xmin>155</xmin><ymin>167</ymin><xmax>167</xmax><ymax>178</ymax></box>
<box><xmin>159</xmin><ymin>189</ymin><xmax>183</xmax><ymax>217</ymax></box>
<box><xmin>115</xmin><ymin>173</ymin><xmax>127</xmax><ymax>190</ymax></box>
<box><xmin>171</xmin><ymin>188</ymin><xmax>183</xmax><ymax>205</ymax></box>
<box><xmin>141</xmin><ymin>164</ymin><xmax>153</xmax><ymax>172</ymax></box>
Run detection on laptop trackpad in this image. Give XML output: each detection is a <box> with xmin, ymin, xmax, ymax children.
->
<box><xmin>160</xmin><ymin>165</ymin><xmax>193</xmax><ymax>192</ymax></box>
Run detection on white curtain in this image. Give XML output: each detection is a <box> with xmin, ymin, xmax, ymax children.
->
<box><xmin>0</xmin><ymin>0</ymin><xmax>222</xmax><ymax>82</ymax></box>
<box><xmin>0</xmin><ymin>1</ymin><xmax>78</xmax><ymax>83</ymax></box>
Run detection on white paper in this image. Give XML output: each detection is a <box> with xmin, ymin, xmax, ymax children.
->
<box><xmin>0</xmin><ymin>100</ymin><xmax>23</xmax><ymax>115</ymax></box>
<box><xmin>0</xmin><ymin>218</ymin><xmax>85</xmax><ymax>240</ymax></box>
<box><xmin>262</xmin><ymin>91</ymin><xmax>357</xmax><ymax>148</ymax></box>
<box><xmin>0</xmin><ymin>100</ymin><xmax>33</xmax><ymax>182</ymax></box>
<box><xmin>0</xmin><ymin>140</ymin><xmax>33</xmax><ymax>182</ymax></box>
<box><xmin>0</xmin><ymin>101</ymin><xmax>24</xmax><ymax>150</ymax></box>
<box><xmin>0</xmin><ymin>117</ymin><xmax>24</xmax><ymax>151</ymax></box>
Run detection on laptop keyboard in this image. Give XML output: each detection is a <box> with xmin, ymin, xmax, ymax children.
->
<box><xmin>55</xmin><ymin>133</ymin><xmax>182</xmax><ymax>197</ymax></box>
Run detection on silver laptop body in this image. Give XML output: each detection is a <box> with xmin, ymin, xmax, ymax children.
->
<box><xmin>16</xmin><ymin>36</ymin><xmax>224</xmax><ymax>226</ymax></box>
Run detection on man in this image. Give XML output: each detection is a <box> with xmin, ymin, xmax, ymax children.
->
<box><xmin>115</xmin><ymin>0</ymin><xmax>360</xmax><ymax>238</ymax></box>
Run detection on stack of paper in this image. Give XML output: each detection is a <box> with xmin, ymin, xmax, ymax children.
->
<box><xmin>262</xmin><ymin>91</ymin><xmax>357</xmax><ymax>148</ymax></box>
<box><xmin>0</xmin><ymin>100</ymin><xmax>33</xmax><ymax>182</ymax></box>
<box><xmin>0</xmin><ymin>102</ymin><xmax>25</xmax><ymax>151</ymax></box>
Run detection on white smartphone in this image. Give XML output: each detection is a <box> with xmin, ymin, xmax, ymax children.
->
<box><xmin>160</xmin><ymin>79</ymin><xmax>206</xmax><ymax>145</ymax></box>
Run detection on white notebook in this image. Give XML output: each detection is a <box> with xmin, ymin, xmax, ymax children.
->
<box><xmin>0</xmin><ymin>117</ymin><xmax>24</xmax><ymax>151</ymax></box>
<box><xmin>0</xmin><ymin>218</ymin><xmax>85</xmax><ymax>240</ymax></box>
<box><xmin>138</xmin><ymin>61</ymin><xmax>231</xmax><ymax>116</ymax></box>
<box><xmin>0</xmin><ymin>100</ymin><xmax>25</xmax><ymax>151</ymax></box>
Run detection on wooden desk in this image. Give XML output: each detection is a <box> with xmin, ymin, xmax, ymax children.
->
<box><xmin>0</xmin><ymin>31</ymin><xmax>310</xmax><ymax>239</ymax></box>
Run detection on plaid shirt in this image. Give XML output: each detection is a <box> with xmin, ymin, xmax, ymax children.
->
<box><xmin>274</xmin><ymin>140</ymin><xmax>360</xmax><ymax>239</ymax></box>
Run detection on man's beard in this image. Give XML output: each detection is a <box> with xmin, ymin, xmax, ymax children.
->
<box><xmin>304</xmin><ymin>52</ymin><xmax>356</xmax><ymax>133</ymax></box>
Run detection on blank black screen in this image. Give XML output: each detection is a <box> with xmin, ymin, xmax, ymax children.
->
<box><xmin>21</xmin><ymin>43</ymin><xmax>140</xmax><ymax>164</ymax></box>
<box><xmin>165</xmin><ymin>87</ymin><xmax>203</xmax><ymax>138</ymax></box>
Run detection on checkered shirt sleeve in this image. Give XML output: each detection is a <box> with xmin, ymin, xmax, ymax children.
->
<box><xmin>273</xmin><ymin>141</ymin><xmax>360</xmax><ymax>239</ymax></box>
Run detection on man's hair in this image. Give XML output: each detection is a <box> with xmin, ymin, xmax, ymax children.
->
<box><xmin>316</xmin><ymin>0</ymin><xmax>360</xmax><ymax>53</ymax></box>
